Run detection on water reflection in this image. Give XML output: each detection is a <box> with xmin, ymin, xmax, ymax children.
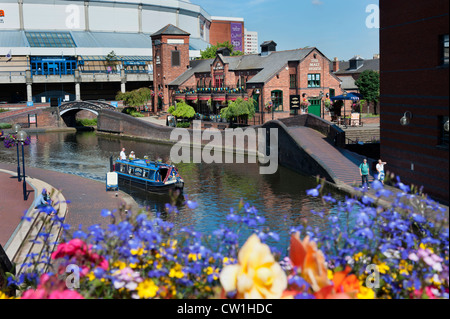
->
<box><xmin>0</xmin><ymin>131</ymin><xmax>346</xmax><ymax>249</ymax></box>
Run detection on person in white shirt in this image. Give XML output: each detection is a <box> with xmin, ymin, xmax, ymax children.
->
<box><xmin>129</xmin><ymin>151</ymin><xmax>136</xmax><ymax>160</ymax></box>
<box><xmin>376</xmin><ymin>159</ymin><xmax>387</xmax><ymax>184</ymax></box>
<box><xmin>120</xmin><ymin>148</ymin><xmax>127</xmax><ymax>160</ymax></box>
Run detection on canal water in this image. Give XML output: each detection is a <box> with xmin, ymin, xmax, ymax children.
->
<box><xmin>0</xmin><ymin>131</ymin><xmax>348</xmax><ymax>250</ymax></box>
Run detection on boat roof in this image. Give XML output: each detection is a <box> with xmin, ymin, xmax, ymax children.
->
<box><xmin>116</xmin><ymin>159</ymin><xmax>173</xmax><ymax>169</ymax></box>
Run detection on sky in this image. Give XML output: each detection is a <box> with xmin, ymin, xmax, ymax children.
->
<box><xmin>191</xmin><ymin>0</ymin><xmax>380</xmax><ymax>61</ymax></box>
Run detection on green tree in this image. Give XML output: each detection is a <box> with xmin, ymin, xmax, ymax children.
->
<box><xmin>355</xmin><ymin>70</ymin><xmax>380</xmax><ymax>114</ymax></box>
<box><xmin>170</xmin><ymin>101</ymin><xmax>195</xmax><ymax>119</ymax></box>
<box><xmin>220</xmin><ymin>98</ymin><xmax>255</xmax><ymax>124</ymax></box>
<box><xmin>116</xmin><ymin>88</ymin><xmax>151</xmax><ymax>108</ymax></box>
<box><xmin>199</xmin><ymin>41</ymin><xmax>244</xmax><ymax>59</ymax></box>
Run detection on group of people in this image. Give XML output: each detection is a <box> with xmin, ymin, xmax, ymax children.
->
<box><xmin>120</xmin><ymin>148</ymin><xmax>136</xmax><ymax>160</ymax></box>
<box><xmin>359</xmin><ymin>158</ymin><xmax>387</xmax><ymax>189</ymax></box>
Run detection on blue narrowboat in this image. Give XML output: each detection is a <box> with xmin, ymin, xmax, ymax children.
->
<box><xmin>112</xmin><ymin>158</ymin><xmax>184</xmax><ymax>193</ymax></box>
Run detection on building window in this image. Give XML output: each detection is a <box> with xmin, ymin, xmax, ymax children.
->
<box><xmin>308</xmin><ymin>74</ymin><xmax>321</xmax><ymax>88</ymax></box>
<box><xmin>439</xmin><ymin>116</ymin><xmax>449</xmax><ymax>148</ymax></box>
<box><xmin>441</xmin><ymin>34</ymin><xmax>449</xmax><ymax>66</ymax></box>
<box><xmin>214</xmin><ymin>74</ymin><xmax>224</xmax><ymax>88</ymax></box>
<box><xmin>271</xmin><ymin>90</ymin><xmax>283</xmax><ymax>112</ymax></box>
<box><xmin>172</xmin><ymin>51</ymin><xmax>180</xmax><ymax>67</ymax></box>
<box><xmin>289</xmin><ymin>74</ymin><xmax>297</xmax><ymax>89</ymax></box>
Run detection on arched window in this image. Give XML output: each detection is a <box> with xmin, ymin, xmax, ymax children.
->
<box><xmin>271</xmin><ymin>90</ymin><xmax>283</xmax><ymax>112</ymax></box>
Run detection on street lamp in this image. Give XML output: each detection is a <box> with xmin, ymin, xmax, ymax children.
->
<box><xmin>12</xmin><ymin>123</ymin><xmax>21</xmax><ymax>182</ymax></box>
<box><xmin>400</xmin><ymin>111</ymin><xmax>412</xmax><ymax>126</ymax></box>
<box><xmin>271</xmin><ymin>93</ymin><xmax>276</xmax><ymax>120</ymax></box>
<box><xmin>342</xmin><ymin>90</ymin><xmax>347</xmax><ymax>127</ymax></box>
<box><xmin>319</xmin><ymin>91</ymin><xmax>324</xmax><ymax>118</ymax></box>
<box><xmin>17</xmin><ymin>130</ymin><xmax>28</xmax><ymax>200</ymax></box>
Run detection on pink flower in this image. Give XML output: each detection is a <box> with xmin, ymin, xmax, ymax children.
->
<box><xmin>48</xmin><ymin>290</ymin><xmax>84</xmax><ymax>299</ymax></box>
<box><xmin>51</xmin><ymin>239</ymin><xmax>89</xmax><ymax>260</ymax></box>
<box><xmin>21</xmin><ymin>288</ymin><xmax>47</xmax><ymax>299</ymax></box>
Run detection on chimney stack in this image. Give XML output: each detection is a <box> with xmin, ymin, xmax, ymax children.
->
<box><xmin>373</xmin><ymin>54</ymin><xmax>380</xmax><ymax>59</ymax></box>
<box><xmin>332</xmin><ymin>57</ymin><xmax>339</xmax><ymax>72</ymax></box>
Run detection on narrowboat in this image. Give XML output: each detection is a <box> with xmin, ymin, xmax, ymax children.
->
<box><xmin>111</xmin><ymin>157</ymin><xmax>184</xmax><ymax>193</ymax></box>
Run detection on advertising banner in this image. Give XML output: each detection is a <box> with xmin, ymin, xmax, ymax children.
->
<box><xmin>230</xmin><ymin>22</ymin><xmax>243</xmax><ymax>52</ymax></box>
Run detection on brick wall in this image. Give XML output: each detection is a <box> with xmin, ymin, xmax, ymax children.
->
<box><xmin>380</xmin><ymin>0</ymin><xmax>449</xmax><ymax>203</ymax></box>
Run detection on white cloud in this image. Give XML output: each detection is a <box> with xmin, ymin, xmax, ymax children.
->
<box><xmin>312</xmin><ymin>0</ymin><xmax>323</xmax><ymax>5</ymax></box>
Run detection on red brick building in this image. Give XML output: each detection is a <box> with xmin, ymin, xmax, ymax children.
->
<box><xmin>379</xmin><ymin>0</ymin><xmax>449</xmax><ymax>203</ymax></box>
<box><xmin>151</xmin><ymin>25</ymin><xmax>191</xmax><ymax>112</ymax></box>
<box><xmin>167</xmin><ymin>38</ymin><xmax>342</xmax><ymax>124</ymax></box>
<box><xmin>209</xmin><ymin>17</ymin><xmax>245</xmax><ymax>53</ymax></box>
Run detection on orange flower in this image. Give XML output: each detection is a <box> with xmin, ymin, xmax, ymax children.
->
<box><xmin>331</xmin><ymin>266</ymin><xmax>360</xmax><ymax>298</ymax></box>
<box><xmin>289</xmin><ymin>232</ymin><xmax>330</xmax><ymax>292</ymax></box>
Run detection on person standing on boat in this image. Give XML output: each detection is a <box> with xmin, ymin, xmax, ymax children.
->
<box><xmin>120</xmin><ymin>148</ymin><xmax>127</xmax><ymax>160</ymax></box>
<box><xmin>129</xmin><ymin>151</ymin><xmax>136</xmax><ymax>160</ymax></box>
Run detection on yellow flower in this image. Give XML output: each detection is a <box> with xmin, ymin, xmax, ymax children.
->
<box><xmin>327</xmin><ymin>270</ymin><xmax>334</xmax><ymax>281</ymax></box>
<box><xmin>219</xmin><ymin>234</ymin><xmax>287</xmax><ymax>299</ymax></box>
<box><xmin>169</xmin><ymin>266</ymin><xmax>185</xmax><ymax>279</ymax></box>
<box><xmin>0</xmin><ymin>292</ymin><xmax>15</xmax><ymax>299</ymax></box>
<box><xmin>87</xmin><ymin>271</ymin><xmax>96</xmax><ymax>281</ymax></box>
<box><xmin>353</xmin><ymin>252</ymin><xmax>363</xmax><ymax>262</ymax></box>
<box><xmin>188</xmin><ymin>253</ymin><xmax>201</xmax><ymax>261</ymax></box>
<box><xmin>113</xmin><ymin>261</ymin><xmax>127</xmax><ymax>270</ymax></box>
<box><xmin>399</xmin><ymin>260</ymin><xmax>412</xmax><ymax>276</ymax></box>
<box><xmin>137</xmin><ymin>279</ymin><xmax>159</xmax><ymax>299</ymax></box>
<box><xmin>357</xmin><ymin>286</ymin><xmax>375</xmax><ymax>299</ymax></box>
<box><xmin>131</xmin><ymin>247</ymin><xmax>146</xmax><ymax>256</ymax></box>
<box><xmin>377</xmin><ymin>263</ymin><xmax>390</xmax><ymax>274</ymax></box>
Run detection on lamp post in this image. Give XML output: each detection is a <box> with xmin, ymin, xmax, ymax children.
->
<box><xmin>271</xmin><ymin>93</ymin><xmax>276</xmax><ymax>120</ymax></box>
<box><xmin>319</xmin><ymin>91</ymin><xmax>324</xmax><ymax>119</ymax></box>
<box><xmin>17</xmin><ymin>130</ymin><xmax>28</xmax><ymax>200</ymax></box>
<box><xmin>343</xmin><ymin>90</ymin><xmax>347</xmax><ymax>127</ymax></box>
<box><xmin>12</xmin><ymin>124</ymin><xmax>21</xmax><ymax>182</ymax></box>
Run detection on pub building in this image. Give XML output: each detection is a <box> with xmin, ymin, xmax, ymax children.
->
<box><xmin>153</xmin><ymin>25</ymin><xmax>342</xmax><ymax>125</ymax></box>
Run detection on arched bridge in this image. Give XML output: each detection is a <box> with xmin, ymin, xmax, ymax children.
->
<box><xmin>59</xmin><ymin>100</ymin><xmax>118</xmax><ymax>116</ymax></box>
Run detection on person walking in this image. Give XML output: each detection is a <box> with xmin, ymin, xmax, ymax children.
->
<box><xmin>359</xmin><ymin>158</ymin><xmax>370</xmax><ymax>189</ymax></box>
<box><xmin>376</xmin><ymin>159</ymin><xmax>387</xmax><ymax>184</ymax></box>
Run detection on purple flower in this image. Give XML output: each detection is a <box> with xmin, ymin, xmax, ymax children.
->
<box><xmin>306</xmin><ymin>185</ymin><xmax>321</xmax><ymax>197</ymax></box>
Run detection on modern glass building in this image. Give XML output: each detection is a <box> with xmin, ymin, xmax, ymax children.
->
<box><xmin>0</xmin><ymin>0</ymin><xmax>215</xmax><ymax>102</ymax></box>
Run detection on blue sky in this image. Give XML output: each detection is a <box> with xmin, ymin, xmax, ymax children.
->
<box><xmin>192</xmin><ymin>0</ymin><xmax>379</xmax><ymax>61</ymax></box>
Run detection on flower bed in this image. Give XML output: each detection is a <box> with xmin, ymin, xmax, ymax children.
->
<box><xmin>1</xmin><ymin>177</ymin><xmax>448</xmax><ymax>299</ymax></box>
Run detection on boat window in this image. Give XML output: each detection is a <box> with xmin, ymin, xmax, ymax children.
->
<box><xmin>120</xmin><ymin>165</ymin><xmax>127</xmax><ymax>173</ymax></box>
<box><xmin>143</xmin><ymin>170</ymin><xmax>149</xmax><ymax>178</ymax></box>
<box><xmin>134</xmin><ymin>167</ymin><xmax>143</xmax><ymax>177</ymax></box>
<box><xmin>159</xmin><ymin>168</ymin><xmax>169</xmax><ymax>181</ymax></box>
<box><xmin>128</xmin><ymin>167</ymin><xmax>134</xmax><ymax>175</ymax></box>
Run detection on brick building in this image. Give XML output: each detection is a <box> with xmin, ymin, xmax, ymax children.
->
<box><xmin>379</xmin><ymin>0</ymin><xmax>449</xmax><ymax>203</ymax></box>
<box><xmin>151</xmin><ymin>25</ymin><xmax>191</xmax><ymax>112</ymax></box>
<box><xmin>165</xmin><ymin>36</ymin><xmax>342</xmax><ymax>124</ymax></box>
<box><xmin>209</xmin><ymin>17</ymin><xmax>245</xmax><ymax>53</ymax></box>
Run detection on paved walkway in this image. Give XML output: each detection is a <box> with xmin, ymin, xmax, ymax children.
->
<box><xmin>0</xmin><ymin>163</ymin><xmax>139</xmax><ymax>266</ymax></box>
<box><xmin>287</xmin><ymin>126</ymin><xmax>369</xmax><ymax>187</ymax></box>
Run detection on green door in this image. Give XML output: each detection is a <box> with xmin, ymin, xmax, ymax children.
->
<box><xmin>252</xmin><ymin>94</ymin><xmax>259</xmax><ymax>112</ymax></box>
<box><xmin>308</xmin><ymin>99</ymin><xmax>321</xmax><ymax>117</ymax></box>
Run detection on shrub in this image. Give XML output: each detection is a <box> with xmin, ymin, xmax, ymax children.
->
<box><xmin>76</xmin><ymin>118</ymin><xmax>98</xmax><ymax>127</ymax></box>
<box><xmin>0</xmin><ymin>123</ymin><xmax>12</xmax><ymax>129</ymax></box>
<box><xmin>171</xmin><ymin>101</ymin><xmax>195</xmax><ymax>119</ymax></box>
<box><xmin>176</xmin><ymin>122</ymin><xmax>191</xmax><ymax>128</ymax></box>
